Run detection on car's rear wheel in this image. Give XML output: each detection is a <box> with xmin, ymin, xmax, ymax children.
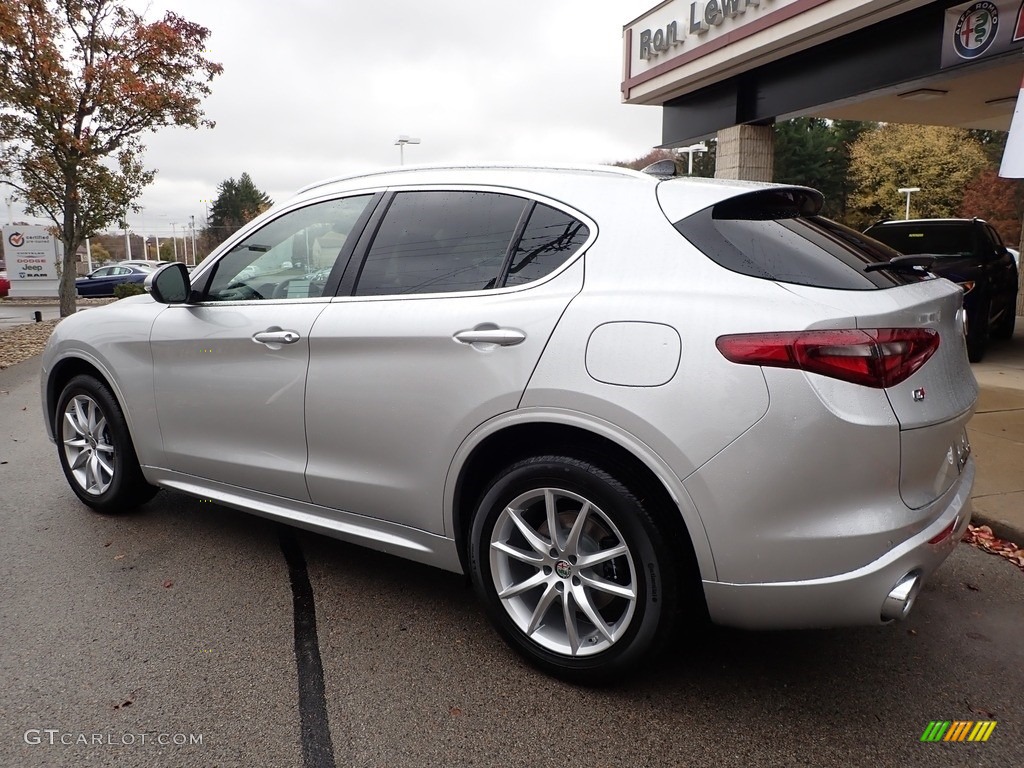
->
<box><xmin>56</xmin><ymin>375</ymin><xmax>157</xmax><ymax>513</ymax></box>
<box><xmin>469</xmin><ymin>455</ymin><xmax>677</xmax><ymax>682</ymax></box>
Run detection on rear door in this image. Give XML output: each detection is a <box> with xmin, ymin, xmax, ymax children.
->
<box><xmin>303</xmin><ymin>189</ymin><xmax>592</xmax><ymax>534</ymax></box>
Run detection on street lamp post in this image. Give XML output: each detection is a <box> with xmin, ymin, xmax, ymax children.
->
<box><xmin>190</xmin><ymin>215</ymin><xmax>197</xmax><ymax>266</ymax></box>
<box><xmin>897</xmin><ymin>186</ymin><xmax>920</xmax><ymax>220</ymax></box>
<box><xmin>680</xmin><ymin>142</ymin><xmax>708</xmax><ymax>175</ymax></box>
<box><xmin>170</xmin><ymin>222</ymin><xmax>179</xmax><ymax>261</ymax></box>
<box><xmin>395</xmin><ymin>135</ymin><xmax>421</xmax><ymax>165</ymax></box>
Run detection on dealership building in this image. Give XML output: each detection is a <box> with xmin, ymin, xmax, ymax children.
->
<box><xmin>623</xmin><ymin>0</ymin><xmax>1024</xmax><ymax>180</ymax></box>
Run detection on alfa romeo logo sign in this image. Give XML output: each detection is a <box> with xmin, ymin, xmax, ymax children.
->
<box><xmin>954</xmin><ymin>1</ymin><xmax>999</xmax><ymax>59</ymax></box>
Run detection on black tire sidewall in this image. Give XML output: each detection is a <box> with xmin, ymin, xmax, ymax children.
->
<box><xmin>992</xmin><ymin>294</ymin><xmax>1017</xmax><ymax>340</ymax></box>
<box><xmin>469</xmin><ymin>455</ymin><xmax>673</xmax><ymax>681</ymax></box>
<box><xmin>966</xmin><ymin>301</ymin><xmax>990</xmax><ymax>362</ymax></box>
<box><xmin>56</xmin><ymin>375</ymin><xmax>150</xmax><ymax>513</ymax></box>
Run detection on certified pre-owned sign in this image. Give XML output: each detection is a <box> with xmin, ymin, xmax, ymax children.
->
<box><xmin>2</xmin><ymin>225</ymin><xmax>61</xmax><ymax>297</ymax></box>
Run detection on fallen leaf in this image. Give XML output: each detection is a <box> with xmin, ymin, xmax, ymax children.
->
<box><xmin>113</xmin><ymin>554</ymin><xmax>125</xmax><ymax>560</ymax></box>
<box><xmin>162</xmin><ymin>580</ymin><xmax>174</xmax><ymax>588</ymax></box>
<box><xmin>450</xmin><ymin>707</ymin><xmax>463</xmax><ymax>717</ymax></box>
<box><xmin>962</xmin><ymin>525</ymin><xmax>1023</xmax><ymax>573</ymax></box>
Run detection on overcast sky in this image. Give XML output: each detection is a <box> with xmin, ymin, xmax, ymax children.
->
<box><xmin>4</xmin><ymin>0</ymin><xmax>663</xmax><ymax>241</ymax></box>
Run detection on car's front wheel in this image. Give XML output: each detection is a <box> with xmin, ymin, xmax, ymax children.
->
<box><xmin>56</xmin><ymin>375</ymin><xmax>157</xmax><ymax>513</ymax></box>
<box><xmin>991</xmin><ymin>296</ymin><xmax>1017</xmax><ymax>341</ymax></box>
<box><xmin>469</xmin><ymin>455</ymin><xmax>677</xmax><ymax>682</ymax></box>
<box><xmin>966</xmin><ymin>301</ymin><xmax>990</xmax><ymax>362</ymax></box>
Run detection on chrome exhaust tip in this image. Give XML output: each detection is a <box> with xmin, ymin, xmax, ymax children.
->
<box><xmin>881</xmin><ymin>572</ymin><xmax>923</xmax><ymax>622</ymax></box>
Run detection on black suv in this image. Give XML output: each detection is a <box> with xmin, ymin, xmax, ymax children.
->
<box><xmin>863</xmin><ymin>218</ymin><xmax>1019</xmax><ymax>362</ymax></box>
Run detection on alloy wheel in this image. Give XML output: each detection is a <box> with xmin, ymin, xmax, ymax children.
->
<box><xmin>488</xmin><ymin>487</ymin><xmax>638</xmax><ymax>657</ymax></box>
<box><xmin>61</xmin><ymin>394</ymin><xmax>115</xmax><ymax>496</ymax></box>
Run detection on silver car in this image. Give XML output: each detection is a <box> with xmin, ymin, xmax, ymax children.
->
<box><xmin>41</xmin><ymin>164</ymin><xmax>976</xmax><ymax>681</ymax></box>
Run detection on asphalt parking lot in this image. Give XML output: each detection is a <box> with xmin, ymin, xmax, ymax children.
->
<box><xmin>1</xmin><ymin>356</ymin><xmax>1022</xmax><ymax>768</ymax></box>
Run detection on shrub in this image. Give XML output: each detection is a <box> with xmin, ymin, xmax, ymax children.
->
<box><xmin>113</xmin><ymin>282</ymin><xmax>147</xmax><ymax>299</ymax></box>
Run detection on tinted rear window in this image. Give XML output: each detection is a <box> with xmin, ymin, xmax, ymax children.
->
<box><xmin>864</xmin><ymin>224</ymin><xmax>976</xmax><ymax>257</ymax></box>
<box><xmin>675</xmin><ymin>195</ymin><xmax>921</xmax><ymax>290</ymax></box>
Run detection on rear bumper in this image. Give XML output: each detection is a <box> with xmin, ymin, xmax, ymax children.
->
<box><xmin>701</xmin><ymin>459</ymin><xmax>973</xmax><ymax>629</ymax></box>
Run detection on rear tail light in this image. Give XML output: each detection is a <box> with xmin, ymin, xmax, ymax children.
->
<box><xmin>927</xmin><ymin>516</ymin><xmax>959</xmax><ymax>545</ymax></box>
<box><xmin>956</xmin><ymin>280</ymin><xmax>975</xmax><ymax>295</ymax></box>
<box><xmin>716</xmin><ymin>328</ymin><xmax>940</xmax><ymax>388</ymax></box>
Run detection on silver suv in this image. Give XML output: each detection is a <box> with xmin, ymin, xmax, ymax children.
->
<box><xmin>41</xmin><ymin>164</ymin><xmax>976</xmax><ymax>681</ymax></box>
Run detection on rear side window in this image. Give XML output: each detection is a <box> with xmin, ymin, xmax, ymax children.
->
<box><xmin>355</xmin><ymin>192</ymin><xmax>590</xmax><ymax>296</ymax></box>
<box><xmin>865</xmin><ymin>224</ymin><xmax>976</xmax><ymax>258</ymax></box>
<box><xmin>355</xmin><ymin>191</ymin><xmax>526</xmax><ymax>296</ymax></box>
<box><xmin>676</xmin><ymin>192</ymin><xmax>920</xmax><ymax>290</ymax></box>
<box><xmin>505</xmin><ymin>204</ymin><xmax>590</xmax><ymax>287</ymax></box>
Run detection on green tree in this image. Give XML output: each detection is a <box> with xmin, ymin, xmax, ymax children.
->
<box><xmin>0</xmin><ymin>0</ymin><xmax>221</xmax><ymax>316</ymax></box>
<box><xmin>846</xmin><ymin>124</ymin><xmax>988</xmax><ymax>230</ymax></box>
<box><xmin>87</xmin><ymin>240</ymin><xmax>109</xmax><ymax>264</ymax></box>
<box><xmin>966</xmin><ymin>129</ymin><xmax>1008</xmax><ymax>166</ymax></box>
<box><xmin>158</xmin><ymin>240</ymin><xmax>176</xmax><ymax>261</ymax></box>
<box><xmin>773</xmin><ymin>118</ymin><xmax>874</xmax><ymax>220</ymax></box>
<box><xmin>205</xmin><ymin>172</ymin><xmax>273</xmax><ymax>246</ymax></box>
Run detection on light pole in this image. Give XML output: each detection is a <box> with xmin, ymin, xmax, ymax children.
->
<box><xmin>190</xmin><ymin>215</ymin><xmax>197</xmax><ymax>266</ymax></box>
<box><xmin>679</xmin><ymin>142</ymin><xmax>708</xmax><ymax>175</ymax></box>
<box><xmin>898</xmin><ymin>187</ymin><xmax>920</xmax><ymax>220</ymax></box>
<box><xmin>170</xmin><ymin>221</ymin><xmax>179</xmax><ymax>261</ymax></box>
<box><xmin>395</xmin><ymin>135</ymin><xmax>421</xmax><ymax>165</ymax></box>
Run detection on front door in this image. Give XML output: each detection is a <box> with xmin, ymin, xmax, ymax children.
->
<box><xmin>150</xmin><ymin>194</ymin><xmax>377</xmax><ymax>500</ymax></box>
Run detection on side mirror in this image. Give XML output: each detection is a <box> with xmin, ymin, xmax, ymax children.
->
<box><xmin>146</xmin><ymin>262</ymin><xmax>192</xmax><ymax>304</ymax></box>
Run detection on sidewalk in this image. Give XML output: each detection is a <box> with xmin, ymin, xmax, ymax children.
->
<box><xmin>968</xmin><ymin>321</ymin><xmax>1024</xmax><ymax>545</ymax></box>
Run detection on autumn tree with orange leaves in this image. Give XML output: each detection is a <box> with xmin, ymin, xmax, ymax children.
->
<box><xmin>0</xmin><ymin>0</ymin><xmax>222</xmax><ymax>315</ymax></box>
<box><xmin>960</xmin><ymin>167</ymin><xmax>1024</xmax><ymax>248</ymax></box>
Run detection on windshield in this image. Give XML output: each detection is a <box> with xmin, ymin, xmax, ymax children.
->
<box><xmin>865</xmin><ymin>224</ymin><xmax>975</xmax><ymax>258</ymax></box>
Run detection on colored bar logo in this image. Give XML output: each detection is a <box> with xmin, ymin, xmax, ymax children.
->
<box><xmin>920</xmin><ymin>721</ymin><xmax>997</xmax><ymax>742</ymax></box>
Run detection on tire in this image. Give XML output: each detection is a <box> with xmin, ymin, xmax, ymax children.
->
<box><xmin>469</xmin><ymin>455</ymin><xmax>678</xmax><ymax>683</ymax></box>
<box><xmin>966</xmin><ymin>302</ymin><xmax>989</xmax><ymax>363</ymax></box>
<box><xmin>56</xmin><ymin>375</ymin><xmax>157</xmax><ymax>513</ymax></box>
<box><xmin>991</xmin><ymin>296</ymin><xmax>1017</xmax><ymax>341</ymax></box>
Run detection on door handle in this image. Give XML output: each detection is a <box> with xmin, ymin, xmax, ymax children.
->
<box><xmin>252</xmin><ymin>329</ymin><xmax>300</xmax><ymax>345</ymax></box>
<box><xmin>453</xmin><ymin>327</ymin><xmax>527</xmax><ymax>347</ymax></box>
